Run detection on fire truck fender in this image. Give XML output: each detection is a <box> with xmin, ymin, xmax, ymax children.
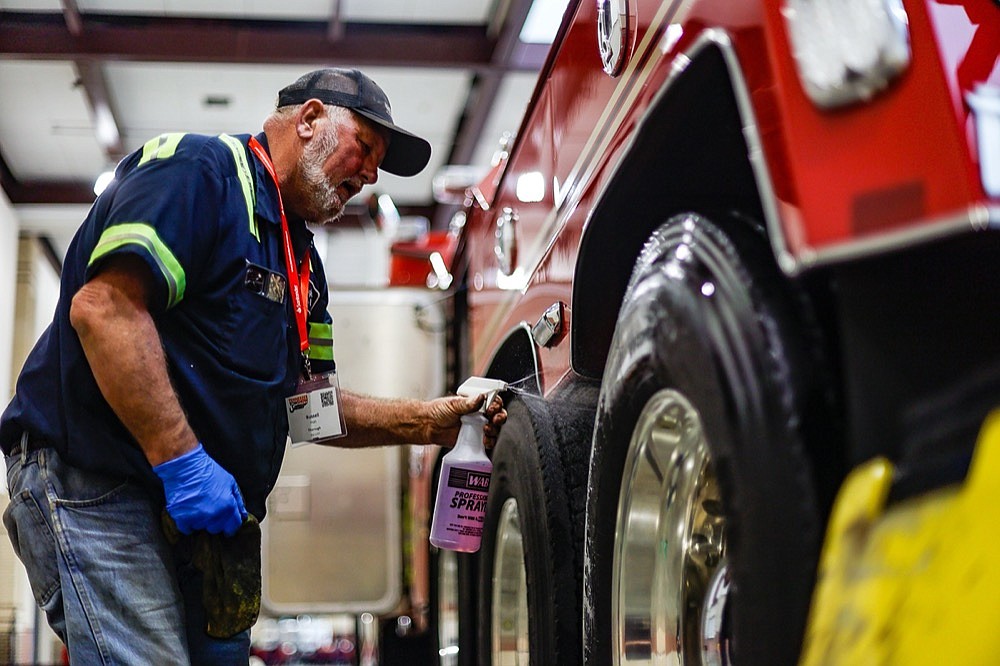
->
<box><xmin>572</xmin><ymin>32</ymin><xmax>784</xmax><ymax>380</ymax></box>
<box><xmin>479</xmin><ymin>322</ymin><xmax>540</xmax><ymax>394</ymax></box>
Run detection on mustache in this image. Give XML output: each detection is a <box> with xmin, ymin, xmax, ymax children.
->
<box><xmin>340</xmin><ymin>179</ymin><xmax>364</xmax><ymax>198</ymax></box>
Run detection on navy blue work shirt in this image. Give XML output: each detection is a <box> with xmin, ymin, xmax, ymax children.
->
<box><xmin>0</xmin><ymin>132</ymin><xmax>336</xmax><ymax>519</ymax></box>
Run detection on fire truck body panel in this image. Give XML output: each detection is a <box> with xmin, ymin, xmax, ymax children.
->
<box><xmin>446</xmin><ymin>2</ymin><xmax>999</xmax><ymax>662</ymax></box>
<box><xmin>465</xmin><ymin>0</ymin><xmax>997</xmax><ymax>387</ymax></box>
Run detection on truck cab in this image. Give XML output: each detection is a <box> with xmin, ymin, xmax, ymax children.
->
<box><xmin>435</xmin><ymin>0</ymin><xmax>1000</xmax><ymax>663</ymax></box>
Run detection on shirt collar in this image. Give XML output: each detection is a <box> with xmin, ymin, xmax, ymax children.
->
<box><xmin>248</xmin><ymin>132</ymin><xmax>314</xmax><ymax>250</ymax></box>
<box><xmin>249</xmin><ymin>132</ymin><xmax>281</xmax><ymax>227</ymax></box>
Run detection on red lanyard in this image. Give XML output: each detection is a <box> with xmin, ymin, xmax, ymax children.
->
<box><xmin>247</xmin><ymin>137</ymin><xmax>311</xmax><ymax>373</ymax></box>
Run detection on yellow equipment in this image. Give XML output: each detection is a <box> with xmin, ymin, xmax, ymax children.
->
<box><xmin>799</xmin><ymin>409</ymin><xmax>1000</xmax><ymax>665</ymax></box>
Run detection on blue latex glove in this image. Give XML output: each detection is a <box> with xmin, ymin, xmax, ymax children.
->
<box><xmin>153</xmin><ymin>444</ymin><xmax>247</xmax><ymax>537</ymax></box>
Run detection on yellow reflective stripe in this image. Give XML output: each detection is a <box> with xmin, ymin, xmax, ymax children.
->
<box><xmin>138</xmin><ymin>133</ymin><xmax>186</xmax><ymax>167</ymax></box>
<box><xmin>307</xmin><ymin>322</ymin><xmax>334</xmax><ymax>361</ymax></box>
<box><xmin>88</xmin><ymin>223</ymin><xmax>186</xmax><ymax>308</ymax></box>
<box><xmin>306</xmin><ymin>346</ymin><xmax>334</xmax><ymax>361</ymax></box>
<box><xmin>218</xmin><ymin>134</ymin><xmax>259</xmax><ymax>242</ymax></box>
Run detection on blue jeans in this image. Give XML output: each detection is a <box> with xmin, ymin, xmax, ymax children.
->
<box><xmin>3</xmin><ymin>442</ymin><xmax>251</xmax><ymax>665</ymax></box>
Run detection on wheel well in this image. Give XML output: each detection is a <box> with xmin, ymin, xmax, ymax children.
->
<box><xmin>572</xmin><ymin>42</ymin><xmax>768</xmax><ymax>379</ymax></box>
<box><xmin>483</xmin><ymin>324</ymin><xmax>541</xmax><ymax>395</ymax></box>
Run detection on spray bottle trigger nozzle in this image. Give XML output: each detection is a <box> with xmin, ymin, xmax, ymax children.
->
<box><xmin>481</xmin><ymin>389</ymin><xmax>500</xmax><ymax>415</ymax></box>
<box><xmin>457</xmin><ymin>376</ymin><xmax>508</xmax><ymax>415</ymax></box>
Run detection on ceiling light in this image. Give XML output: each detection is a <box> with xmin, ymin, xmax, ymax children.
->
<box><xmin>203</xmin><ymin>95</ymin><xmax>232</xmax><ymax>108</ymax></box>
<box><xmin>93</xmin><ymin>170</ymin><xmax>115</xmax><ymax>196</ymax></box>
<box><xmin>516</xmin><ymin>171</ymin><xmax>545</xmax><ymax>203</ymax></box>
<box><xmin>520</xmin><ymin>0</ymin><xmax>571</xmax><ymax>44</ymax></box>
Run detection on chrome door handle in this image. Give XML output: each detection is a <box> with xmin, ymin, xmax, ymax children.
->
<box><xmin>495</xmin><ymin>207</ymin><xmax>518</xmax><ymax>276</ymax></box>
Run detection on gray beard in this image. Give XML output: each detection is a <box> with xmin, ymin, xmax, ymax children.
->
<box><xmin>299</xmin><ymin>129</ymin><xmax>344</xmax><ymax>225</ymax></box>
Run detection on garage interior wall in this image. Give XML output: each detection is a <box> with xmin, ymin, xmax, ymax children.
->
<box><xmin>0</xmin><ymin>222</ymin><xmax>61</xmax><ymax>663</ymax></box>
<box><xmin>0</xmin><ymin>193</ymin><xmax>16</xmax><ymax>659</ymax></box>
<box><xmin>1</xmin><ymin>194</ymin><xmax>16</xmax><ymax>407</ymax></box>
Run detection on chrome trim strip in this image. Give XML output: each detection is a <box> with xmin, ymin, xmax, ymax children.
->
<box><xmin>685</xmin><ymin>29</ymin><xmax>796</xmax><ymax>275</ymax></box>
<box><xmin>474</xmin><ymin>0</ymin><xmax>682</xmax><ymax>362</ymax></box>
<box><xmin>795</xmin><ymin>204</ymin><xmax>997</xmax><ymax>270</ymax></box>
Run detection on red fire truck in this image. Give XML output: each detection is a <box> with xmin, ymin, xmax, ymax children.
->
<box><xmin>427</xmin><ymin>0</ymin><xmax>1000</xmax><ymax>664</ymax></box>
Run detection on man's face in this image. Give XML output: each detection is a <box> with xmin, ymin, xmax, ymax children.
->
<box><xmin>293</xmin><ymin>110</ymin><xmax>389</xmax><ymax>224</ymax></box>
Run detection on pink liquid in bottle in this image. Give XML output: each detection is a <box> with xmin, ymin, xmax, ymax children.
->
<box><xmin>429</xmin><ymin>412</ymin><xmax>492</xmax><ymax>553</ymax></box>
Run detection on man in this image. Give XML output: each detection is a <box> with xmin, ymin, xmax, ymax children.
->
<box><xmin>1</xmin><ymin>69</ymin><xmax>505</xmax><ymax>664</ymax></box>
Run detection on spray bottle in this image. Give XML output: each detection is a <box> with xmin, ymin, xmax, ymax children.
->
<box><xmin>429</xmin><ymin>377</ymin><xmax>508</xmax><ymax>553</ymax></box>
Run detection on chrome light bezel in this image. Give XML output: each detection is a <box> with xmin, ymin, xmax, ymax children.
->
<box><xmin>782</xmin><ymin>0</ymin><xmax>912</xmax><ymax>109</ymax></box>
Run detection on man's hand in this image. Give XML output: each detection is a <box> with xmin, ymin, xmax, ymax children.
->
<box><xmin>153</xmin><ymin>444</ymin><xmax>248</xmax><ymax>536</ymax></box>
<box><xmin>427</xmin><ymin>393</ymin><xmax>508</xmax><ymax>449</ymax></box>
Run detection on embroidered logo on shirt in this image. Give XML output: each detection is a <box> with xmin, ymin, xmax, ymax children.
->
<box><xmin>308</xmin><ymin>278</ymin><xmax>321</xmax><ymax>313</ymax></box>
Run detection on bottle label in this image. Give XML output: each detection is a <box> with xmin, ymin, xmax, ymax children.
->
<box><xmin>446</xmin><ymin>466</ymin><xmax>490</xmax><ymax>514</ymax></box>
<box><xmin>448</xmin><ymin>467</ymin><xmax>491</xmax><ymax>492</ymax></box>
<box><xmin>430</xmin><ymin>465</ymin><xmax>492</xmax><ymax>550</ymax></box>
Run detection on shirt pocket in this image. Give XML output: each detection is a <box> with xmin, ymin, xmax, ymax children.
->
<box><xmin>219</xmin><ymin>286</ymin><xmax>287</xmax><ymax>382</ymax></box>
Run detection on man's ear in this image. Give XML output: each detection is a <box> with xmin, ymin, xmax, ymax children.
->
<box><xmin>295</xmin><ymin>99</ymin><xmax>326</xmax><ymax>139</ymax></box>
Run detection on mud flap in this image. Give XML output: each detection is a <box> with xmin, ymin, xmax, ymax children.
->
<box><xmin>800</xmin><ymin>409</ymin><xmax>1000</xmax><ymax>664</ymax></box>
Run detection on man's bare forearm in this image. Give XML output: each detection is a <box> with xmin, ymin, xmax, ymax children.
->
<box><xmin>335</xmin><ymin>391</ymin><xmax>438</xmax><ymax>448</ymax></box>
<box><xmin>332</xmin><ymin>390</ymin><xmax>501</xmax><ymax>450</ymax></box>
<box><xmin>70</xmin><ymin>257</ymin><xmax>197</xmax><ymax>466</ymax></box>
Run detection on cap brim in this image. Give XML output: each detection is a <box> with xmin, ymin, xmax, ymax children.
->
<box><xmin>354</xmin><ymin>109</ymin><xmax>432</xmax><ymax>177</ymax></box>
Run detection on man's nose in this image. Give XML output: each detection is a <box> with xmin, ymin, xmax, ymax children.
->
<box><xmin>360</xmin><ymin>162</ymin><xmax>378</xmax><ymax>185</ymax></box>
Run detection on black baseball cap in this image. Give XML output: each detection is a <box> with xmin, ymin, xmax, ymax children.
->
<box><xmin>277</xmin><ymin>68</ymin><xmax>432</xmax><ymax>177</ymax></box>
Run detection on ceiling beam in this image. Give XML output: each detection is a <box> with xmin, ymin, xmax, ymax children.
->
<box><xmin>0</xmin><ymin>12</ymin><xmax>541</xmax><ymax>71</ymax></box>
<box><xmin>0</xmin><ymin>8</ymin><xmax>551</xmax><ymax>208</ymax></box>
<box><xmin>60</xmin><ymin>0</ymin><xmax>127</xmax><ymax>161</ymax></box>
<box><xmin>327</xmin><ymin>0</ymin><xmax>345</xmax><ymax>42</ymax></box>
<box><xmin>2</xmin><ymin>147</ymin><xmax>95</xmax><ymax>204</ymax></box>
<box><xmin>0</xmin><ymin>151</ymin><xmax>25</xmax><ymax>203</ymax></box>
<box><xmin>3</xmin><ymin>179</ymin><xmax>96</xmax><ymax>206</ymax></box>
<box><xmin>60</xmin><ymin>0</ymin><xmax>84</xmax><ymax>36</ymax></box>
<box><xmin>74</xmin><ymin>60</ymin><xmax>127</xmax><ymax>161</ymax></box>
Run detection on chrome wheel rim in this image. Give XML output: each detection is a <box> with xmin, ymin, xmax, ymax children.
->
<box><xmin>612</xmin><ymin>389</ymin><xmax>729</xmax><ymax>665</ymax></box>
<box><xmin>437</xmin><ymin>548</ymin><xmax>460</xmax><ymax>665</ymax></box>
<box><xmin>491</xmin><ymin>497</ymin><xmax>529</xmax><ymax>664</ymax></box>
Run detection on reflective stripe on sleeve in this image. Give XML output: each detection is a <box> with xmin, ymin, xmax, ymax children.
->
<box><xmin>306</xmin><ymin>322</ymin><xmax>334</xmax><ymax>361</ymax></box>
<box><xmin>218</xmin><ymin>134</ymin><xmax>259</xmax><ymax>241</ymax></box>
<box><xmin>88</xmin><ymin>223</ymin><xmax>187</xmax><ymax>309</ymax></box>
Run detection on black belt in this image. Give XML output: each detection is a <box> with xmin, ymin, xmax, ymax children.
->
<box><xmin>5</xmin><ymin>431</ymin><xmax>45</xmax><ymax>458</ymax></box>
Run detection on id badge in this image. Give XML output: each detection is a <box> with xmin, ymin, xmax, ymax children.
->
<box><xmin>285</xmin><ymin>371</ymin><xmax>348</xmax><ymax>445</ymax></box>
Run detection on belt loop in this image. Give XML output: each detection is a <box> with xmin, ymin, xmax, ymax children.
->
<box><xmin>20</xmin><ymin>431</ymin><xmax>28</xmax><ymax>466</ymax></box>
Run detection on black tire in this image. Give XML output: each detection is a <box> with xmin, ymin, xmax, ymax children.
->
<box><xmin>583</xmin><ymin>213</ymin><xmax>831</xmax><ymax>665</ymax></box>
<box><xmin>477</xmin><ymin>390</ymin><xmax>595</xmax><ymax>665</ymax></box>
